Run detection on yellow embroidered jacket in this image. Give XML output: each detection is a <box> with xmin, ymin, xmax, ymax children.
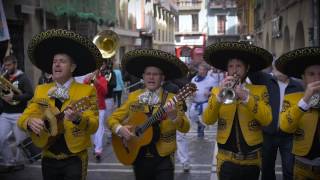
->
<box><xmin>107</xmin><ymin>88</ymin><xmax>190</xmax><ymax>157</ymax></box>
<box><xmin>202</xmin><ymin>84</ymin><xmax>272</xmax><ymax>146</ymax></box>
<box><xmin>17</xmin><ymin>81</ymin><xmax>99</xmax><ymax>154</ymax></box>
<box><xmin>280</xmin><ymin>92</ymin><xmax>319</xmax><ymax>156</ymax></box>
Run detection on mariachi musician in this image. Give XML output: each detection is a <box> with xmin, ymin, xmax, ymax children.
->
<box><xmin>17</xmin><ymin>29</ymin><xmax>100</xmax><ymax>180</ymax></box>
<box><xmin>277</xmin><ymin>47</ymin><xmax>320</xmax><ymax>179</ymax></box>
<box><xmin>0</xmin><ymin>54</ymin><xmax>33</xmax><ymax>172</ymax></box>
<box><xmin>107</xmin><ymin>49</ymin><xmax>190</xmax><ymax>180</ymax></box>
<box><xmin>202</xmin><ymin>42</ymin><xmax>273</xmax><ymax>180</ymax></box>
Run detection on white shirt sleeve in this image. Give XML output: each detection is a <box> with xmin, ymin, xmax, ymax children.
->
<box><xmin>298</xmin><ymin>98</ymin><xmax>311</xmax><ymax>111</ymax></box>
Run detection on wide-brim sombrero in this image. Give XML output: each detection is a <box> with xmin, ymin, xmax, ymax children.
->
<box><xmin>275</xmin><ymin>47</ymin><xmax>320</xmax><ymax>78</ymax></box>
<box><xmin>203</xmin><ymin>42</ymin><xmax>273</xmax><ymax>72</ymax></box>
<box><xmin>122</xmin><ymin>49</ymin><xmax>188</xmax><ymax>80</ymax></box>
<box><xmin>28</xmin><ymin>29</ymin><xmax>102</xmax><ymax>76</ymax></box>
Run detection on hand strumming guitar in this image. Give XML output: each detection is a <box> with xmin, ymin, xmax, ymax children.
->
<box><xmin>118</xmin><ymin>125</ymin><xmax>134</xmax><ymax>141</ymax></box>
<box><xmin>27</xmin><ymin>118</ymin><xmax>44</xmax><ymax>135</ymax></box>
<box><xmin>165</xmin><ymin>99</ymin><xmax>178</xmax><ymax>121</ymax></box>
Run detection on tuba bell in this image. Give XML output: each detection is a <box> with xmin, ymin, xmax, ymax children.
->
<box><xmin>92</xmin><ymin>30</ymin><xmax>119</xmax><ymax>83</ymax></box>
<box><xmin>93</xmin><ymin>30</ymin><xmax>119</xmax><ymax>59</ymax></box>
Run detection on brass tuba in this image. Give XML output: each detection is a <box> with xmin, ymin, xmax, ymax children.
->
<box><xmin>93</xmin><ymin>30</ymin><xmax>119</xmax><ymax>59</ymax></box>
<box><xmin>92</xmin><ymin>30</ymin><xmax>119</xmax><ymax>83</ymax></box>
<box><xmin>0</xmin><ymin>70</ymin><xmax>22</xmax><ymax>105</ymax></box>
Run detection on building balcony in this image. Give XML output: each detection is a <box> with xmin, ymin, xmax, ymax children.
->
<box><xmin>175</xmin><ymin>31</ymin><xmax>203</xmax><ymax>36</ymax></box>
<box><xmin>208</xmin><ymin>0</ymin><xmax>236</xmax><ymax>9</ymax></box>
<box><xmin>177</xmin><ymin>0</ymin><xmax>202</xmax><ymax>11</ymax></box>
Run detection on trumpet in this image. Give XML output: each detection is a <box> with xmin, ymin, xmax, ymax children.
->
<box><xmin>309</xmin><ymin>93</ymin><xmax>320</xmax><ymax>109</ymax></box>
<box><xmin>218</xmin><ymin>74</ymin><xmax>240</xmax><ymax>104</ymax></box>
<box><xmin>0</xmin><ymin>70</ymin><xmax>22</xmax><ymax>105</ymax></box>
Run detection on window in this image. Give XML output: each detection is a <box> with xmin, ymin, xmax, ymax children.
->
<box><xmin>217</xmin><ymin>15</ymin><xmax>226</xmax><ymax>34</ymax></box>
<box><xmin>175</xmin><ymin>17</ymin><xmax>179</xmax><ymax>32</ymax></box>
<box><xmin>192</xmin><ymin>14</ymin><xmax>198</xmax><ymax>31</ymax></box>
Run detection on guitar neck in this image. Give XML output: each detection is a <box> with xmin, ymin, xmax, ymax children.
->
<box><xmin>54</xmin><ymin>97</ymin><xmax>91</xmax><ymax>121</ymax></box>
<box><xmin>137</xmin><ymin>96</ymin><xmax>178</xmax><ymax>135</ymax></box>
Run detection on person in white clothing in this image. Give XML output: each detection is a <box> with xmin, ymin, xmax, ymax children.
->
<box><xmin>189</xmin><ymin>63</ymin><xmax>215</xmax><ymax>138</ymax></box>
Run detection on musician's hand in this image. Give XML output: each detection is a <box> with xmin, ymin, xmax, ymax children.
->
<box><xmin>303</xmin><ymin>80</ymin><xmax>320</xmax><ymax>103</ymax></box>
<box><xmin>219</xmin><ymin>76</ymin><xmax>234</xmax><ymax>89</ymax></box>
<box><xmin>64</xmin><ymin>107</ymin><xmax>82</xmax><ymax>122</ymax></box>
<box><xmin>165</xmin><ymin>100</ymin><xmax>177</xmax><ymax>120</ymax></box>
<box><xmin>27</xmin><ymin>118</ymin><xmax>44</xmax><ymax>135</ymax></box>
<box><xmin>119</xmin><ymin>125</ymin><xmax>134</xmax><ymax>141</ymax></box>
<box><xmin>235</xmin><ymin>85</ymin><xmax>249</xmax><ymax>102</ymax></box>
<box><xmin>2</xmin><ymin>90</ymin><xmax>14</xmax><ymax>102</ymax></box>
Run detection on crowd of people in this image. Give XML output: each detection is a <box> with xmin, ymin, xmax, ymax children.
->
<box><xmin>0</xmin><ymin>29</ymin><xmax>319</xmax><ymax>180</ymax></box>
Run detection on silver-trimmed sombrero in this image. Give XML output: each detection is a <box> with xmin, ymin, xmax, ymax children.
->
<box><xmin>203</xmin><ymin>42</ymin><xmax>273</xmax><ymax>72</ymax></box>
<box><xmin>121</xmin><ymin>49</ymin><xmax>188</xmax><ymax>80</ymax></box>
<box><xmin>275</xmin><ymin>47</ymin><xmax>320</xmax><ymax>78</ymax></box>
<box><xmin>28</xmin><ymin>29</ymin><xmax>102</xmax><ymax>76</ymax></box>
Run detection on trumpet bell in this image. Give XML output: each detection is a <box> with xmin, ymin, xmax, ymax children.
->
<box><xmin>93</xmin><ymin>30</ymin><xmax>119</xmax><ymax>59</ymax></box>
<box><xmin>219</xmin><ymin>88</ymin><xmax>236</xmax><ymax>104</ymax></box>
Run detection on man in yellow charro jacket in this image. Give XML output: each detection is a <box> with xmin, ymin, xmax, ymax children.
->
<box><xmin>107</xmin><ymin>49</ymin><xmax>190</xmax><ymax>180</ymax></box>
<box><xmin>17</xmin><ymin>29</ymin><xmax>101</xmax><ymax>180</ymax></box>
<box><xmin>277</xmin><ymin>47</ymin><xmax>320</xmax><ymax>179</ymax></box>
<box><xmin>202</xmin><ymin>42</ymin><xmax>273</xmax><ymax>180</ymax></box>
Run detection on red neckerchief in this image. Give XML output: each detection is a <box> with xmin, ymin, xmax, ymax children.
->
<box><xmin>8</xmin><ymin>74</ymin><xmax>17</xmax><ymax>82</ymax></box>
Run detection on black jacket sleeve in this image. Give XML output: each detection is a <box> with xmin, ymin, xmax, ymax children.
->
<box><xmin>12</xmin><ymin>73</ymin><xmax>34</xmax><ymax>102</ymax></box>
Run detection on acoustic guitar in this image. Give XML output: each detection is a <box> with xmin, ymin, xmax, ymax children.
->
<box><xmin>112</xmin><ymin>83</ymin><xmax>197</xmax><ymax>165</ymax></box>
<box><xmin>30</xmin><ymin>97</ymin><xmax>93</xmax><ymax>149</ymax></box>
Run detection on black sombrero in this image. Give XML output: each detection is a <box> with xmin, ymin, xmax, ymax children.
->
<box><xmin>275</xmin><ymin>47</ymin><xmax>320</xmax><ymax>79</ymax></box>
<box><xmin>122</xmin><ymin>49</ymin><xmax>188</xmax><ymax>80</ymax></box>
<box><xmin>28</xmin><ymin>29</ymin><xmax>102</xmax><ymax>76</ymax></box>
<box><xmin>203</xmin><ymin>42</ymin><xmax>273</xmax><ymax>72</ymax></box>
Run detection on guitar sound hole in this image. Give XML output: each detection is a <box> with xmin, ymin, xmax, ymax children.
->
<box><xmin>135</xmin><ymin>127</ymin><xmax>142</xmax><ymax>137</ymax></box>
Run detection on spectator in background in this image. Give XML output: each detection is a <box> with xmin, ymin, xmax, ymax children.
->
<box><xmin>248</xmin><ymin>59</ymin><xmax>303</xmax><ymax>180</ymax></box>
<box><xmin>102</xmin><ymin>58</ymin><xmax>116</xmax><ymax>142</ymax></box>
<box><xmin>207</xmin><ymin>66</ymin><xmax>224</xmax><ymax>87</ymax></box>
<box><xmin>38</xmin><ymin>71</ymin><xmax>53</xmax><ymax>84</ymax></box>
<box><xmin>189</xmin><ymin>63</ymin><xmax>214</xmax><ymax>138</ymax></box>
<box><xmin>113</xmin><ymin>64</ymin><xmax>125</xmax><ymax>107</ymax></box>
<box><xmin>83</xmin><ymin>66</ymin><xmax>108</xmax><ymax>162</ymax></box>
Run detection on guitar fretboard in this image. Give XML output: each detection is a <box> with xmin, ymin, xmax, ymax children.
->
<box><xmin>135</xmin><ymin>97</ymin><xmax>178</xmax><ymax>136</ymax></box>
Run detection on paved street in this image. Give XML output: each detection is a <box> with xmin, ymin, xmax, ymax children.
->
<box><xmin>0</xmin><ymin>125</ymin><xmax>284</xmax><ymax>180</ymax></box>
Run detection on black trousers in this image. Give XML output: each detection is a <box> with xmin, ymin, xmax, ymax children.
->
<box><xmin>261</xmin><ymin>133</ymin><xmax>293</xmax><ymax>180</ymax></box>
<box><xmin>42</xmin><ymin>156</ymin><xmax>86</xmax><ymax>180</ymax></box>
<box><xmin>133</xmin><ymin>151</ymin><xmax>174</xmax><ymax>180</ymax></box>
<box><xmin>219</xmin><ymin>161</ymin><xmax>260</xmax><ymax>180</ymax></box>
<box><xmin>113</xmin><ymin>90</ymin><xmax>122</xmax><ymax>107</ymax></box>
